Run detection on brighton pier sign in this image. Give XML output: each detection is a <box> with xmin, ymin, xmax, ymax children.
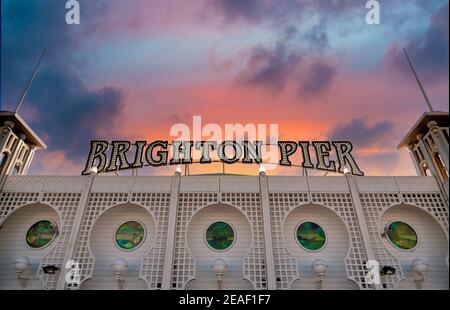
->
<box><xmin>82</xmin><ymin>140</ymin><xmax>364</xmax><ymax>176</ymax></box>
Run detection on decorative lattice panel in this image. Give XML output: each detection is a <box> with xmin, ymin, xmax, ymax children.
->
<box><xmin>359</xmin><ymin>193</ymin><xmax>403</xmax><ymax>289</ymax></box>
<box><xmin>68</xmin><ymin>191</ymin><xmax>172</xmax><ymax>290</ymax></box>
<box><xmin>131</xmin><ymin>193</ymin><xmax>171</xmax><ymax>289</ymax></box>
<box><xmin>70</xmin><ymin>192</ymin><xmax>129</xmax><ymax>288</ymax></box>
<box><xmin>0</xmin><ymin>192</ymin><xmax>39</xmax><ymax>221</ymax></box>
<box><xmin>311</xmin><ymin>193</ymin><xmax>370</xmax><ymax>289</ymax></box>
<box><xmin>269</xmin><ymin>193</ymin><xmax>308</xmax><ymax>289</ymax></box>
<box><xmin>221</xmin><ymin>193</ymin><xmax>265</xmax><ymax>289</ymax></box>
<box><xmin>171</xmin><ymin>193</ymin><xmax>218</xmax><ymax>289</ymax></box>
<box><xmin>0</xmin><ymin>191</ymin><xmax>81</xmax><ymax>290</ymax></box>
<box><xmin>360</xmin><ymin>192</ymin><xmax>448</xmax><ymax>289</ymax></box>
<box><xmin>402</xmin><ymin>193</ymin><xmax>448</xmax><ymax>232</ymax></box>
<box><xmin>171</xmin><ymin>192</ymin><xmax>265</xmax><ymax>289</ymax></box>
<box><xmin>37</xmin><ymin>192</ymin><xmax>82</xmax><ymax>289</ymax></box>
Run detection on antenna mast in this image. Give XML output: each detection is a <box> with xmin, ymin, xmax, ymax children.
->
<box><xmin>403</xmin><ymin>48</ymin><xmax>434</xmax><ymax>112</ymax></box>
<box><xmin>14</xmin><ymin>49</ymin><xmax>48</xmax><ymax>114</ymax></box>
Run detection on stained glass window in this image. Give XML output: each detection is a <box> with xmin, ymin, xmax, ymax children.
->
<box><xmin>296</xmin><ymin>222</ymin><xmax>326</xmax><ymax>251</ymax></box>
<box><xmin>387</xmin><ymin>221</ymin><xmax>418</xmax><ymax>250</ymax></box>
<box><xmin>26</xmin><ymin>220</ymin><xmax>57</xmax><ymax>249</ymax></box>
<box><xmin>205</xmin><ymin>221</ymin><xmax>235</xmax><ymax>251</ymax></box>
<box><xmin>115</xmin><ymin>221</ymin><xmax>146</xmax><ymax>250</ymax></box>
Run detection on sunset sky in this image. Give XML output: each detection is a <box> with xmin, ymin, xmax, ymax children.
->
<box><xmin>1</xmin><ymin>0</ymin><xmax>449</xmax><ymax>176</ymax></box>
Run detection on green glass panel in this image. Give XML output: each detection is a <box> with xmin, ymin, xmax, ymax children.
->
<box><xmin>26</xmin><ymin>220</ymin><xmax>56</xmax><ymax>248</ymax></box>
<box><xmin>205</xmin><ymin>221</ymin><xmax>235</xmax><ymax>251</ymax></box>
<box><xmin>387</xmin><ymin>221</ymin><xmax>418</xmax><ymax>250</ymax></box>
<box><xmin>296</xmin><ymin>222</ymin><xmax>326</xmax><ymax>251</ymax></box>
<box><xmin>115</xmin><ymin>221</ymin><xmax>145</xmax><ymax>250</ymax></box>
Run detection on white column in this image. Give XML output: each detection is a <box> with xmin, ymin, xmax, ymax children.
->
<box><xmin>5</xmin><ymin>139</ymin><xmax>24</xmax><ymax>175</ymax></box>
<box><xmin>22</xmin><ymin>146</ymin><xmax>36</xmax><ymax>175</ymax></box>
<box><xmin>0</xmin><ymin>121</ymin><xmax>15</xmax><ymax>151</ymax></box>
<box><xmin>0</xmin><ymin>122</ymin><xmax>17</xmax><ymax>189</ymax></box>
<box><xmin>428</xmin><ymin>121</ymin><xmax>449</xmax><ymax>170</ymax></box>
<box><xmin>408</xmin><ymin>145</ymin><xmax>422</xmax><ymax>176</ymax></box>
<box><xmin>417</xmin><ymin>136</ymin><xmax>449</xmax><ymax>206</ymax></box>
<box><xmin>258</xmin><ymin>171</ymin><xmax>276</xmax><ymax>290</ymax></box>
<box><xmin>162</xmin><ymin>171</ymin><xmax>181</xmax><ymax>290</ymax></box>
<box><xmin>417</xmin><ymin>135</ymin><xmax>439</xmax><ymax>176</ymax></box>
<box><xmin>56</xmin><ymin>175</ymin><xmax>95</xmax><ymax>290</ymax></box>
<box><xmin>345</xmin><ymin>174</ymin><xmax>382</xmax><ymax>290</ymax></box>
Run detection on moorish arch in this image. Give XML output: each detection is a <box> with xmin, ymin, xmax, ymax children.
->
<box><xmin>185</xmin><ymin>203</ymin><xmax>253</xmax><ymax>290</ymax></box>
<box><xmin>69</xmin><ymin>191</ymin><xmax>171</xmax><ymax>290</ymax></box>
<box><xmin>81</xmin><ymin>203</ymin><xmax>156</xmax><ymax>290</ymax></box>
<box><xmin>0</xmin><ymin>203</ymin><xmax>60</xmax><ymax>289</ymax></box>
<box><xmin>0</xmin><ymin>191</ymin><xmax>82</xmax><ymax>290</ymax></box>
<box><xmin>380</xmin><ymin>204</ymin><xmax>449</xmax><ymax>290</ymax></box>
<box><xmin>269</xmin><ymin>192</ymin><xmax>369</xmax><ymax>290</ymax></box>
<box><xmin>170</xmin><ymin>191</ymin><xmax>266</xmax><ymax>290</ymax></box>
<box><xmin>285</xmin><ymin>204</ymin><xmax>359</xmax><ymax>290</ymax></box>
<box><xmin>359</xmin><ymin>191</ymin><xmax>449</xmax><ymax>289</ymax></box>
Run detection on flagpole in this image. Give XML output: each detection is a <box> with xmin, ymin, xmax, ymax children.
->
<box><xmin>14</xmin><ymin>49</ymin><xmax>48</xmax><ymax>113</ymax></box>
<box><xmin>403</xmin><ymin>48</ymin><xmax>434</xmax><ymax>112</ymax></box>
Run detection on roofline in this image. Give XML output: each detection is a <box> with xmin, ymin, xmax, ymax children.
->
<box><xmin>0</xmin><ymin>111</ymin><xmax>47</xmax><ymax>149</ymax></box>
<box><xmin>397</xmin><ymin>111</ymin><xmax>449</xmax><ymax>149</ymax></box>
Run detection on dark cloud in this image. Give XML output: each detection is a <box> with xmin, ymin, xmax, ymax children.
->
<box><xmin>210</xmin><ymin>0</ymin><xmax>266</xmax><ymax>22</ymax></box>
<box><xmin>235</xmin><ymin>24</ymin><xmax>336</xmax><ymax>99</ymax></box>
<box><xmin>298</xmin><ymin>60</ymin><xmax>336</xmax><ymax>99</ymax></box>
<box><xmin>1</xmin><ymin>0</ymin><xmax>124</xmax><ymax>162</ymax></box>
<box><xmin>236</xmin><ymin>42</ymin><xmax>302</xmax><ymax>93</ymax></box>
<box><xmin>208</xmin><ymin>0</ymin><xmax>363</xmax><ymax>24</ymax></box>
<box><xmin>211</xmin><ymin>0</ymin><xmax>345</xmax><ymax>101</ymax></box>
<box><xmin>385</xmin><ymin>2</ymin><xmax>449</xmax><ymax>83</ymax></box>
<box><xmin>209</xmin><ymin>0</ymin><xmax>446</xmax><ymax>26</ymax></box>
<box><xmin>212</xmin><ymin>0</ymin><xmax>449</xmax><ymax>96</ymax></box>
<box><xmin>328</xmin><ymin>118</ymin><xmax>394</xmax><ymax>147</ymax></box>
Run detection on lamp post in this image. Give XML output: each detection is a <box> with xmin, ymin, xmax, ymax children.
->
<box><xmin>411</xmin><ymin>258</ymin><xmax>429</xmax><ymax>289</ymax></box>
<box><xmin>111</xmin><ymin>258</ymin><xmax>128</xmax><ymax>290</ymax></box>
<box><xmin>211</xmin><ymin>258</ymin><xmax>227</xmax><ymax>290</ymax></box>
<box><xmin>311</xmin><ymin>259</ymin><xmax>328</xmax><ymax>290</ymax></box>
<box><xmin>12</xmin><ymin>256</ymin><xmax>32</xmax><ymax>288</ymax></box>
<box><xmin>87</xmin><ymin>166</ymin><xmax>98</xmax><ymax>175</ymax></box>
<box><xmin>343</xmin><ymin>165</ymin><xmax>350</xmax><ymax>175</ymax></box>
<box><xmin>259</xmin><ymin>164</ymin><xmax>266</xmax><ymax>175</ymax></box>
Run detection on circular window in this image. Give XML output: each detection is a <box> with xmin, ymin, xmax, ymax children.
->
<box><xmin>387</xmin><ymin>221</ymin><xmax>418</xmax><ymax>250</ymax></box>
<box><xmin>296</xmin><ymin>221</ymin><xmax>326</xmax><ymax>251</ymax></box>
<box><xmin>205</xmin><ymin>221</ymin><xmax>236</xmax><ymax>251</ymax></box>
<box><xmin>115</xmin><ymin>221</ymin><xmax>146</xmax><ymax>250</ymax></box>
<box><xmin>26</xmin><ymin>220</ymin><xmax>57</xmax><ymax>249</ymax></box>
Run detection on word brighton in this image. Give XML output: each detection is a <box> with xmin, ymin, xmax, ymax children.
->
<box><xmin>82</xmin><ymin>140</ymin><xmax>364</xmax><ymax>176</ymax></box>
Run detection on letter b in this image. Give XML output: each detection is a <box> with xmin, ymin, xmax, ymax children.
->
<box><xmin>82</xmin><ymin>141</ymin><xmax>109</xmax><ymax>175</ymax></box>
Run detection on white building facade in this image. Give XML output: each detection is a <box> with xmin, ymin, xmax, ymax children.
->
<box><xmin>0</xmin><ymin>111</ymin><xmax>448</xmax><ymax>290</ymax></box>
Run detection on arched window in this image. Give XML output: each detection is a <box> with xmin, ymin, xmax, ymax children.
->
<box><xmin>433</xmin><ymin>153</ymin><xmax>449</xmax><ymax>181</ymax></box>
<box><xmin>12</xmin><ymin>164</ymin><xmax>21</xmax><ymax>176</ymax></box>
